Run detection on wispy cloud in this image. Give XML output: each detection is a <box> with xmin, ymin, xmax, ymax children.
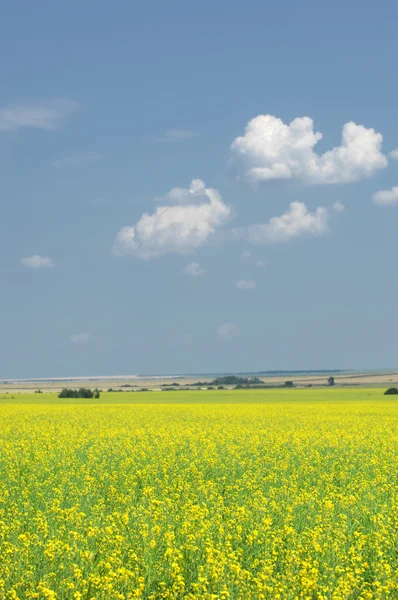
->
<box><xmin>52</xmin><ymin>152</ymin><xmax>100</xmax><ymax>168</ymax></box>
<box><xmin>183</xmin><ymin>262</ymin><xmax>206</xmax><ymax>277</ymax></box>
<box><xmin>0</xmin><ymin>98</ymin><xmax>76</xmax><ymax>132</ymax></box>
<box><xmin>21</xmin><ymin>255</ymin><xmax>55</xmax><ymax>269</ymax></box>
<box><xmin>332</xmin><ymin>201</ymin><xmax>345</xmax><ymax>212</ymax></box>
<box><xmin>216</xmin><ymin>322</ymin><xmax>238</xmax><ymax>341</ymax></box>
<box><xmin>69</xmin><ymin>333</ymin><xmax>94</xmax><ymax>344</ymax></box>
<box><xmin>150</xmin><ymin>129</ymin><xmax>198</xmax><ymax>143</ymax></box>
<box><xmin>389</xmin><ymin>149</ymin><xmax>398</xmax><ymax>160</ymax></box>
<box><xmin>235</xmin><ymin>279</ymin><xmax>256</xmax><ymax>290</ymax></box>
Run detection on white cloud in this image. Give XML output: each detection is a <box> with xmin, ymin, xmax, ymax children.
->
<box><xmin>152</xmin><ymin>129</ymin><xmax>198</xmax><ymax>143</ymax></box>
<box><xmin>183</xmin><ymin>262</ymin><xmax>206</xmax><ymax>277</ymax></box>
<box><xmin>235</xmin><ymin>279</ymin><xmax>256</xmax><ymax>290</ymax></box>
<box><xmin>242</xmin><ymin>250</ymin><xmax>251</xmax><ymax>258</ymax></box>
<box><xmin>69</xmin><ymin>333</ymin><xmax>93</xmax><ymax>344</ymax></box>
<box><xmin>52</xmin><ymin>152</ymin><xmax>100</xmax><ymax>168</ymax></box>
<box><xmin>154</xmin><ymin>178</ymin><xmax>209</xmax><ymax>204</ymax></box>
<box><xmin>256</xmin><ymin>260</ymin><xmax>266</xmax><ymax>268</ymax></box>
<box><xmin>389</xmin><ymin>149</ymin><xmax>398</xmax><ymax>160</ymax></box>
<box><xmin>0</xmin><ymin>98</ymin><xmax>76</xmax><ymax>132</ymax></box>
<box><xmin>216</xmin><ymin>322</ymin><xmax>238</xmax><ymax>341</ymax></box>
<box><xmin>372</xmin><ymin>187</ymin><xmax>398</xmax><ymax>206</ymax></box>
<box><xmin>333</xmin><ymin>201</ymin><xmax>345</xmax><ymax>212</ymax></box>
<box><xmin>230</xmin><ymin>115</ymin><xmax>387</xmax><ymax>184</ymax></box>
<box><xmin>21</xmin><ymin>255</ymin><xmax>55</xmax><ymax>269</ymax></box>
<box><xmin>247</xmin><ymin>202</ymin><xmax>329</xmax><ymax>244</ymax></box>
<box><xmin>114</xmin><ymin>179</ymin><xmax>231</xmax><ymax>259</ymax></box>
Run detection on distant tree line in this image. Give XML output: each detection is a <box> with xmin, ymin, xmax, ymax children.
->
<box><xmin>188</xmin><ymin>375</ymin><xmax>263</xmax><ymax>387</ymax></box>
<box><xmin>58</xmin><ymin>388</ymin><xmax>100</xmax><ymax>399</ymax></box>
<box><xmin>212</xmin><ymin>375</ymin><xmax>263</xmax><ymax>385</ymax></box>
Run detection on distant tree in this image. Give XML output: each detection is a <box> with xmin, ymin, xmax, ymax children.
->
<box><xmin>248</xmin><ymin>377</ymin><xmax>263</xmax><ymax>385</ymax></box>
<box><xmin>384</xmin><ymin>387</ymin><xmax>398</xmax><ymax>395</ymax></box>
<box><xmin>58</xmin><ymin>387</ymin><xmax>94</xmax><ymax>399</ymax></box>
<box><xmin>328</xmin><ymin>376</ymin><xmax>335</xmax><ymax>386</ymax></box>
<box><xmin>93</xmin><ymin>389</ymin><xmax>100</xmax><ymax>399</ymax></box>
<box><xmin>284</xmin><ymin>381</ymin><xmax>294</xmax><ymax>388</ymax></box>
<box><xmin>78</xmin><ymin>388</ymin><xmax>95</xmax><ymax>398</ymax></box>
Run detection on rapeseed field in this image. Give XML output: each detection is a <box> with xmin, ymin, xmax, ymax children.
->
<box><xmin>0</xmin><ymin>389</ymin><xmax>397</xmax><ymax>599</ymax></box>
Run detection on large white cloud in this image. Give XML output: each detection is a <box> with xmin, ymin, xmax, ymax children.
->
<box><xmin>230</xmin><ymin>115</ymin><xmax>387</xmax><ymax>184</ymax></box>
<box><xmin>247</xmin><ymin>202</ymin><xmax>329</xmax><ymax>244</ymax></box>
<box><xmin>372</xmin><ymin>187</ymin><xmax>398</xmax><ymax>206</ymax></box>
<box><xmin>114</xmin><ymin>180</ymin><xmax>231</xmax><ymax>259</ymax></box>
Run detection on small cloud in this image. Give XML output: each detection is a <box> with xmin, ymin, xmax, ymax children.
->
<box><xmin>256</xmin><ymin>260</ymin><xmax>266</xmax><ymax>269</ymax></box>
<box><xmin>333</xmin><ymin>201</ymin><xmax>345</xmax><ymax>212</ymax></box>
<box><xmin>0</xmin><ymin>98</ymin><xmax>76</xmax><ymax>132</ymax></box>
<box><xmin>247</xmin><ymin>202</ymin><xmax>329</xmax><ymax>244</ymax></box>
<box><xmin>21</xmin><ymin>255</ymin><xmax>55</xmax><ymax>269</ymax></box>
<box><xmin>151</xmin><ymin>129</ymin><xmax>198</xmax><ymax>143</ymax></box>
<box><xmin>235</xmin><ymin>279</ymin><xmax>256</xmax><ymax>290</ymax></box>
<box><xmin>389</xmin><ymin>149</ymin><xmax>398</xmax><ymax>160</ymax></box>
<box><xmin>242</xmin><ymin>250</ymin><xmax>251</xmax><ymax>258</ymax></box>
<box><xmin>372</xmin><ymin>187</ymin><xmax>398</xmax><ymax>206</ymax></box>
<box><xmin>183</xmin><ymin>262</ymin><xmax>206</xmax><ymax>277</ymax></box>
<box><xmin>69</xmin><ymin>333</ymin><xmax>93</xmax><ymax>344</ymax></box>
<box><xmin>216</xmin><ymin>322</ymin><xmax>238</xmax><ymax>341</ymax></box>
<box><xmin>52</xmin><ymin>152</ymin><xmax>100</xmax><ymax>168</ymax></box>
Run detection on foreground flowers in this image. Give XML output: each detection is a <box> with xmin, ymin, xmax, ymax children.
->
<box><xmin>0</xmin><ymin>392</ymin><xmax>397</xmax><ymax>598</ymax></box>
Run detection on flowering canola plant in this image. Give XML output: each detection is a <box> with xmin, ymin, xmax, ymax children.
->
<box><xmin>0</xmin><ymin>390</ymin><xmax>397</xmax><ymax>599</ymax></box>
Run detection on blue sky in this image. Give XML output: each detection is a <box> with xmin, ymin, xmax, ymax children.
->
<box><xmin>1</xmin><ymin>0</ymin><xmax>397</xmax><ymax>378</ymax></box>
